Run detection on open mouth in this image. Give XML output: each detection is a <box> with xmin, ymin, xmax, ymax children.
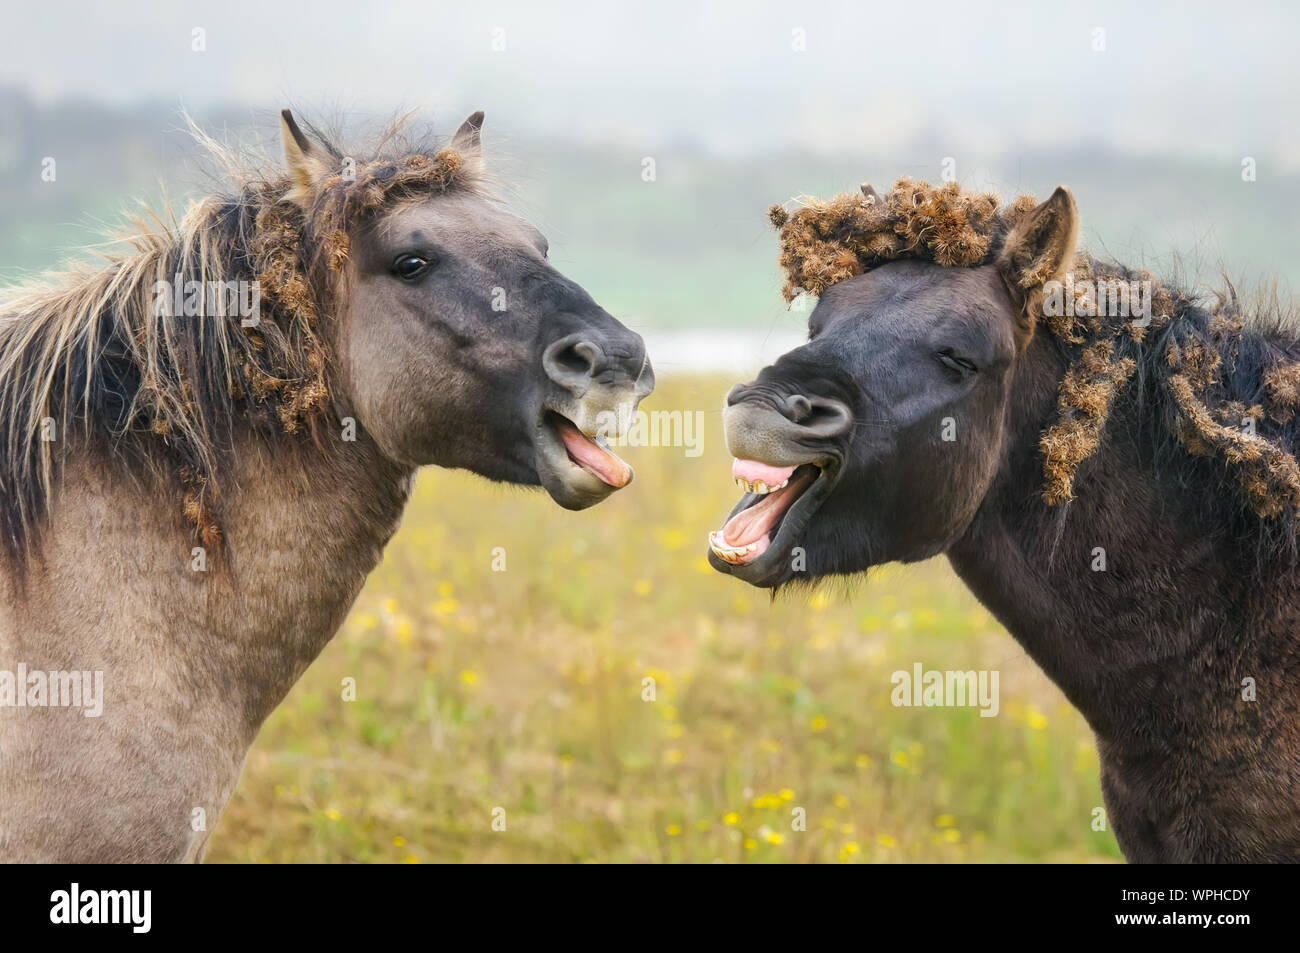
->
<box><xmin>709</xmin><ymin>458</ymin><xmax>826</xmax><ymax>566</ymax></box>
<box><xmin>533</xmin><ymin>408</ymin><xmax>635</xmax><ymax>510</ymax></box>
<box><xmin>545</xmin><ymin>410</ymin><xmax>632</xmax><ymax>488</ymax></box>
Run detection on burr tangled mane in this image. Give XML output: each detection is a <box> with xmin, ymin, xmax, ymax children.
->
<box><xmin>0</xmin><ymin>123</ymin><xmax>474</xmax><ymax>568</ymax></box>
<box><xmin>769</xmin><ymin>178</ymin><xmax>1300</xmax><ymax>526</ymax></box>
<box><xmin>768</xmin><ymin>178</ymin><xmax>1034</xmax><ymax>301</ymax></box>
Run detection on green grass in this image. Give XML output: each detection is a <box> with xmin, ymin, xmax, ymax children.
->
<box><xmin>208</xmin><ymin>374</ymin><xmax>1121</xmax><ymax>863</ymax></box>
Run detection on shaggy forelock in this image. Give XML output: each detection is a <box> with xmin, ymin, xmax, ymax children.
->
<box><xmin>770</xmin><ymin>178</ymin><xmax>1300</xmax><ymax>536</ymax></box>
<box><xmin>0</xmin><ymin>114</ymin><xmax>481</xmax><ymax>571</ymax></box>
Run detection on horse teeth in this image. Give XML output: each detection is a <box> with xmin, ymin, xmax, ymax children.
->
<box><xmin>709</xmin><ymin>532</ymin><xmax>757</xmax><ymax>563</ymax></box>
<box><xmin>754</xmin><ymin>480</ymin><xmax>769</xmax><ymax>494</ymax></box>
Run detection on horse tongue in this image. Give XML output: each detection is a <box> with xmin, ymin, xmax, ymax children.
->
<box><xmin>557</xmin><ymin>419</ymin><xmax>632</xmax><ymax>487</ymax></box>
<box><xmin>720</xmin><ymin>479</ymin><xmax>797</xmax><ymax>546</ymax></box>
<box><xmin>717</xmin><ymin>465</ymin><xmax>817</xmax><ymax>550</ymax></box>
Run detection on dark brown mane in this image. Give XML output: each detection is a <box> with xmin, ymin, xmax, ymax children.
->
<box><xmin>769</xmin><ymin>178</ymin><xmax>1300</xmax><ymax>533</ymax></box>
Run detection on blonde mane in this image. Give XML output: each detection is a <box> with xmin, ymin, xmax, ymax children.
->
<box><xmin>0</xmin><ymin>117</ymin><xmax>476</xmax><ymax>568</ymax></box>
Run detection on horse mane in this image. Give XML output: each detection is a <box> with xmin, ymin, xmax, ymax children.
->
<box><xmin>769</xmin><ymin>178</ymin><xmax>1300</xmax><ymax>538</ymax></box>
<box><xmin>0</xmin><ymin>115</ymin><xmax>479</xmax><ymax>572</ymax></box>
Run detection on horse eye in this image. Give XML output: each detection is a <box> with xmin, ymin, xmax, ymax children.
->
<box><xmin>936</xmin><ymin>348</ymin><xmax>978</xmax><ymax>375</ymax></box>
<box><xmin>392</xmin><ymin>254</ymin><xmax>432</xmax><ymax>281</ymax></box>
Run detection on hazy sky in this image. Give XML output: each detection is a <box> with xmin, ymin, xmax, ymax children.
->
<box><xmin>4</xmin><ymin>0</ymin><xmax>1298</xmax><ymax>165</ymax></box>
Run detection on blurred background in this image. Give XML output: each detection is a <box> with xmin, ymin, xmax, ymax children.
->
<box><xmin>2</xmin><ymin>0</ymin><xmax>1296</xmax><ymax>861</ymax></box>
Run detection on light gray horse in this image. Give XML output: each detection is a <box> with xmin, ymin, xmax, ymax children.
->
<box><xmin>0</xmin><ymin>110</ymin><xmax>652</xmax><ymax>861</ymax></box>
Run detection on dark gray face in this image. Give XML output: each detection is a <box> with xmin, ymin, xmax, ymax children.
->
<box><xmin>339</xmin><ymin>189</ymin><xmax>654</xmax><ymax>508</ymax></box>
<box><xmin>707</xmin><ymin>260</ymin><xmax>1020</xmax><ymax>587</ymax></box>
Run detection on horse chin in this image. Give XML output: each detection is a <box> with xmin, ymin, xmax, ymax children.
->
<box><xmin>532</xmin><ymin>409</ymin><xmax>633</xmax><ymax>510</ymax></box>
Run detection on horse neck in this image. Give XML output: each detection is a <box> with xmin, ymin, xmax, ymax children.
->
<box><xmin>23</xmin><ymin>429</ymin><xmax>413</xmax><ymax>741</ymax></box>
<box><xmin>215</xmin><ymin>431</ymin><xmax>414</xmax><ymax>725</ymax></box>
<box><xmin>946</xmin><ymin>329</ymin><xmax>1281</xmax><ymax>738</ymax></box>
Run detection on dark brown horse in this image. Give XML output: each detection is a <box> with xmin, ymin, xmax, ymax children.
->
<box><xmin>0</xmin><ymin>110</ymin><xmax>652</xmax><ymax>861</ymax></box>
<box><xmin>709</xmin><ymin>179</ymin><xmax>1300</xmax><ymax>862</ymax></box>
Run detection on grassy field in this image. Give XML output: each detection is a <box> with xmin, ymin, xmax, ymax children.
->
<box><xmin>208</xmin><ymin>374</ymin><xmax>1121</xmax><ymax>864</ymax></box>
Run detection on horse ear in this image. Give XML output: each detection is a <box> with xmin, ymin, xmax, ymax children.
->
<box><xmin>280</xmin><ymin>109</ymin><xmax>330</xmax><ymax>207</ymax></box>
<box><xmin>450</xmin><ymin>110</ymin><xmax>485</xmax><ymax>173</ymax></box>
<box><xmin>995</xmin><ymin>186</ymin><xmax>1079</xmax><ymax>346</ymax></box>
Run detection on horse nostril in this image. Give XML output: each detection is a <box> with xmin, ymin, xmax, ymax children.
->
<box><xmin>781</xmin><ymin>394</ymin><xmax>852</xmax><ymax>437</ymax></box>
<box><xmin>785</xmin><ymin>395</ymin><xmax>813</xmax><ymax>423</ymax></box>
<box><xmin>543</xmin><ymin>334</ymin><xmax>603</xmax><ymax>396</ymax></box>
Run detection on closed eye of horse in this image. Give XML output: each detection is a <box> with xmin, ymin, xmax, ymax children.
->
<box><xmin>710</xmin><ymin>178</ymin><xmax>1300</xmax><ymax>863</ymax></box>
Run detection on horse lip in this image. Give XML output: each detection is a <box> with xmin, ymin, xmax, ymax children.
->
<box><xmin>531</xmin><ymin>406</ymin><xmax>632</xmax><ymax>510</ymax></box>
<box><xmin>708</xmin><ymin>456</ymin><xmax>840</xmax><ymax>586</ymax></box>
